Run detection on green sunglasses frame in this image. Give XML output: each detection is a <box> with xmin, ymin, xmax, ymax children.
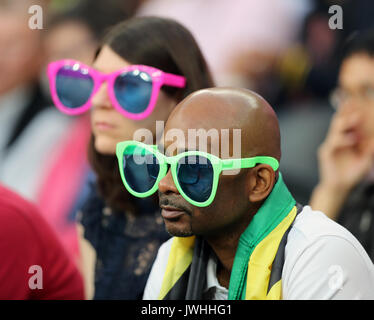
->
<box><xmin>116</xmin><ymin>140</ymin><xmax>279</xmax><ymax>207</ymax></box>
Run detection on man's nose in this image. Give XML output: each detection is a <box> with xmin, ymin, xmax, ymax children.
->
<box><xmin>158</xmin><ymin>169</ymin><xmax>179</xmax><ymax>195</ymax></box>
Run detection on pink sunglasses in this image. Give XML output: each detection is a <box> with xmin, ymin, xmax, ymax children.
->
<box><xmin>47</xmin><ymin>59</ymin><xmax>186</xmax><ymax>120</ymax></box>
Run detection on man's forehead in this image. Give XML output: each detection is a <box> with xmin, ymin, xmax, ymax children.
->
<box><xmin>159</xmin><ymin>87</ymin><xmax>276</xmax><ymax>158</ymax></box>
<box><xmin>165</xmin><ymin>98</ymin><xmax>241</xmax><ymax>134</ymax></box>
<box><xmin>160</xmin><ymin>123</ymin><xmax>242</xmax><ymax>159</ymax></box>
<box><xmin>161</xmin><ymin>126</ymin><xmax>218</xmax><ymax>151</ymax></box>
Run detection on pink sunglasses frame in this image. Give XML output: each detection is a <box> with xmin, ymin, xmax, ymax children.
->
<box><xmin>47</xmin><ymin>59</ymin><xmax>186</xmax><ymax>120</ymax></box>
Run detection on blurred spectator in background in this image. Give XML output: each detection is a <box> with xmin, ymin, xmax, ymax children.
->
<box><xmin>277</xmin><ymin>0</ymin><xmax>374</xmax><ymax>106</ymax></box>
<box><xmin>273</xmin><ymin>0</ymin><xmax>374</xmax><ymax>205</ymax></box>
<box><xmin>0</xmin><ymin>0</ymin><xmax>72</xmax><ymax>202</ymax></box>
<box><xmin>0</xmin><ymin>183</ymin><xmax>84</xmax><ymax>299</ymax></box>
<box><xmin>44</xmin><ymin>0</ymin><xmax>141</xmax><ymax>65</ymax></box>
<box><xmin>137</xmin><ymin>0</ymin><xmax>312</xmax><ymax>91</ymax></box>
<box><xmin>310</xmin><ymin>29</ymin><xmax>374</xmax><ymax>261</ymax></box>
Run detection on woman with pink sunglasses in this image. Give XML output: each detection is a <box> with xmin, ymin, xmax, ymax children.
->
<box><xmin>47</xmin><ymin>17</ymin><xmax>213</xmax><ymax>299</ymax></box>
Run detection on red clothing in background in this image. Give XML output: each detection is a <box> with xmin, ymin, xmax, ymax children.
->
<box><xmin>0</xmin><ymin>184</ymin><xmax>84</xmax><ymax>299</ymax></box>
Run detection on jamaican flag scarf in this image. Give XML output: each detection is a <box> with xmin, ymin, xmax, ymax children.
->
<box><xmin>158</xmin><ymin>173</ymin><xmax>301</xmax><ymax>300</ymax></box>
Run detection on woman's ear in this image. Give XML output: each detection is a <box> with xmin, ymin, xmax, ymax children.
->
<box><xmin>246</xmin><ymin>164</ymin><xmax>276</xmax><ymax>203</ymax></box>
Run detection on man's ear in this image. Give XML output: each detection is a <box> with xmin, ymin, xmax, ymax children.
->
<box><xmin>246</xmin><ymin>164</ymin><xmax>276</xmax><ymax>203</ymax></box>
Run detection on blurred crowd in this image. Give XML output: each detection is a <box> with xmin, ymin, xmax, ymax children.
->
<box><xmin>0</xmin><ymin>0</ymin><xmax>373</xmax><ymax>299</ymax></box>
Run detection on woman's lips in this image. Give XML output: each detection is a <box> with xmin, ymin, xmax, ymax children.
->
<box><xmin>160</xmin><ymin>206</ymin><xmax>186</xmax><ymax>219</ymax></box>
<box><xmin>94</xmin><ymin>121</ymin><xmax>115</xmax><ymax>131</ymax></box>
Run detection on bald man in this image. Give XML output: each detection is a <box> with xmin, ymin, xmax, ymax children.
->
<box><xmin>122</xmin><ymin>88</ymin><xmax>374</xmax><ymax>300</ymax></box>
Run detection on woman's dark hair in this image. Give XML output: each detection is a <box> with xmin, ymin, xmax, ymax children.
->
<box><xmin>88</xmin><ymin>16</ymin><xmax>214</xmax><ymax>213</ymax></box>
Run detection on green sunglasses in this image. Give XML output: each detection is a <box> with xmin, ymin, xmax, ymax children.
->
<box><xmin>116</xmin><ymin>140</ymin><xmax>279</xmax><ymax>207</ymax></box>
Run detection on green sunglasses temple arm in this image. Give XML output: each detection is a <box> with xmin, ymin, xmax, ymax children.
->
<box><xmin>116</xmin><ymin>143</ymin><xmax>124</xmax><ymax>159</ymax></box>
<box><xmin>221</xmin><ymin>156</ymin><xmax>279</xmax><ymax>171</ymax></box>
<box><xmin>117</xmin><ymin>143</ymin><xmax>159</xmax><ymax>157</ymax></box>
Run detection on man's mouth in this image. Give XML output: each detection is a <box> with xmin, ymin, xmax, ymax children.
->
<box><xmin>160</xmin><ymin>205</ymin><xmax>187</xmax><ymax>220</ymax></box>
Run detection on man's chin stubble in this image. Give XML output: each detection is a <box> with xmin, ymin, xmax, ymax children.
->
<box><xmin>164</xmin><ymin>220</ymin><xmax>194</xmax><ymax>237</ymax></box>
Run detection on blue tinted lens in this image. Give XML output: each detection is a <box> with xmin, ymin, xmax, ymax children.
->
<box><xmin>114</xmin><ymin>71</ymin><xmax>153</xmax><ymax>114</ymax></box>
<box><xmin>56</xmin><ymin>66</ymin><xmax>93</xmax><ymax>108</ymax></box>
<box><xmin>177</xmin><ymin>156</ymin><xmax>213</xmax><ymax>203</ymax></box>
<box><xmin>123</xmin><ymin>146</ymin><xmax>159</xmax><ymax>194</ymax></box>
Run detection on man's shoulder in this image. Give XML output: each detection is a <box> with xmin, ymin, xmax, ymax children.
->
<box><xmin>287</xmin><ymin>205</ymin><xmax>372</xmax><ymax>259</ymax></box>
<box><xmin>290</xmin><ymin>205</ymin><xmax>354</xmax><ymax>241</ymax></box>
<box><xmin>283</xmin><ymin>205</ymin><xmax>374</xmax><ymax>299</ymax></box>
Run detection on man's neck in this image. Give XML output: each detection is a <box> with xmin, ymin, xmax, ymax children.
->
<box><xmin>205</xmin><ymin>232</ymin><xmax>240</xmax><ymax>288</ymax></box>
<box><xmin>204</xmin><ymin>205</ymin><xmax>260</xmax><ymax>288</ymax></box>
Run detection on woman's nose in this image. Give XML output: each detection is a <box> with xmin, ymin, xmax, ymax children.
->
<box><xmin>91</xmin><ymin>82</ymin><xmax>113</xmax><ymax>110</ymax></box>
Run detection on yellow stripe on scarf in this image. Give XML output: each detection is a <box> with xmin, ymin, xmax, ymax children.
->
<box><xmin>245</xmin><ymin>206</ymin><xmax>297</xmax><ymax>300</ymax></box>
<box><xmin>158</xmin><ymin>236</ymin><xmax>195</xmax><ymax>300</ymax></box>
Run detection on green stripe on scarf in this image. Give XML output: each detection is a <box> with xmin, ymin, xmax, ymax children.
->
<box><xmin>228</xmin><ymin>173</ymin><xmax>295</xmax><ymax>299</ymax></box>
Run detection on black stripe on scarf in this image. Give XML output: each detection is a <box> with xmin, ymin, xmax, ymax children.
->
<box><xmin>163</xmin><ymin>237</ymin><xmax>210</xmax><ymax>300</ymax></box>
<box><xmin>267</xmin><ymin>203</ymin><xmax>303</xmax><ymax>293</ymax></box>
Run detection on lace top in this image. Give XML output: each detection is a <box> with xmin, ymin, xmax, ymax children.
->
<box><xmin>78</xmin><ymin>181</ymin><xmax>170</xmax><ymax>299</ymax></box>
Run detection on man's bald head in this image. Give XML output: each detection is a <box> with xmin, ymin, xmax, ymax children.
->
<box><xmin>158</xmin><ymin>88</ymin><xmax>282</xmax><ymax>238</ymax></box>
<box><xmin>164</xmin><ymin>87</ymin><xmax>281</xmax><ymax>161</ymax></box>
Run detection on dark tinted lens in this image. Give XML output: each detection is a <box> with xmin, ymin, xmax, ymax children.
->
<box><xmin>123</xmin><ymin>146</ymin><xmax>159</xmax><ymax>193</ymax></box>
<box><xmin>56</xmin><ymin>65</ymin><xmax>94</xmax><ymax>108</ymax></box>
<box><xmin>114</xmin><ymin>70</ymin><xmax>152</xmax><ymax>114</ymax></box>
<box><xmin>177</xmin><ymin>156</ymin><xmax>213</xmax><ymax>203</ymax></box>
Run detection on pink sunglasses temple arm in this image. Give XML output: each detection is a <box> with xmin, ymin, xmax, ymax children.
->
<box><xmin>162</xmin><ymin>73</ymin><xmax>186</xmax><ymax>88</ymax></box>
